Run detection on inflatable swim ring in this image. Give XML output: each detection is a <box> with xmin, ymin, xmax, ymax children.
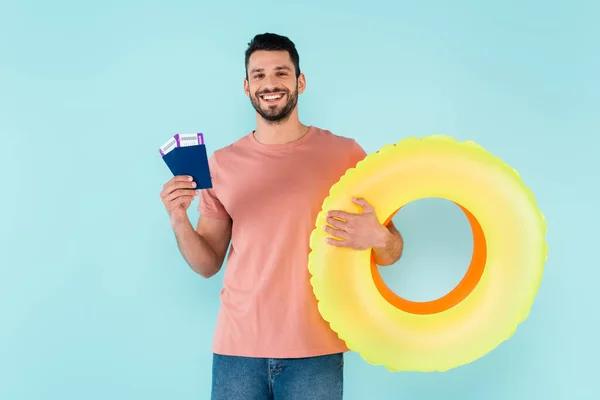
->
<box><xmin>308</xmin><ymin>134</ymin><xmax>547</xmax><ymax>372</ymax></box>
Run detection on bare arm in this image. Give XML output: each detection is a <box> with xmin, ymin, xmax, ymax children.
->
<box><xmin>160</xmin><ymin>175</ymin><xmax>232</xmax><ymax>278</ymax></box>
<box><xmin>372</xmin><ymin>221</ymin><xmax>403</xmax><ymax>266</ymax></box>
<box><xmin>171</xmin><ymin>215</ymin><xmax>232</xmax><ymax>278</ymax></box>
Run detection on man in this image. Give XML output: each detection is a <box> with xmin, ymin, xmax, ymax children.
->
<box><xmin>160</xmin><ymin>33</ymin><xmax>403</xmax><ymax>399</ymax></box>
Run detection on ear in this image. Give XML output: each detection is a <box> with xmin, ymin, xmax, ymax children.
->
<box><xmin>243</xmin><ymin>78</ymin><xmax>250</xmax><ymax>97</ymax></box>
<box><xmin>297</xmin><ymin>73</ymin><xmax>306</xmax><ymax>94</ymax></box>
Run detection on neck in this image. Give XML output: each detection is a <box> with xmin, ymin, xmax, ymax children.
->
<box><xmin>253</xmin><ymin>109</ymin><xmax>309</xmax><ymax>145</ymax></box>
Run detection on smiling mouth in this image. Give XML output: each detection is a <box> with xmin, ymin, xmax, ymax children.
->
<box><xmin>259</xmin><ymin>92</ymin><xmax>286</xmax><ymax>103</ymax></box>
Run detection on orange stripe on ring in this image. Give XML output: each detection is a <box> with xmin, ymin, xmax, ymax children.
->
<box><xmin>371</xmin><ymin>203</ymin><xmax>487</xmax><ymax>315</ymax></box>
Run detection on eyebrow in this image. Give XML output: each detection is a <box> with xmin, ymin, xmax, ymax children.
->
<box><xmin>249</xmin><ymin>66</ymin><xmax>292</xmax><ymax>74</ymax></box>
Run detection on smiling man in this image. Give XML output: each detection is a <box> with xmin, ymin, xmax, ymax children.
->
<box><xmin>160</xmin><ymin>33</ymin><xmax>403</xmax><ymax>399</ymax></box>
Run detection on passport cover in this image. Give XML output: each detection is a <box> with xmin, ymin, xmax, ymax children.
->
<box><xmin>161</xmin><ymin>144</ymin><xmax>213</xmax><ymax>189</ymax></box>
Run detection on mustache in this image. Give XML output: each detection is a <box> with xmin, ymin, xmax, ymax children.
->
<box><xmin>256</xmin><ymin>88</ymin><xmax>288</xmax><ymax>96</ymax></box>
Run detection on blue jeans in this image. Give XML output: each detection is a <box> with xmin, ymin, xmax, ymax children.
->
<box><xmin>211</xmin><ymin>352</ymin><xmax>344</xmax><ymax>399</ymax></box>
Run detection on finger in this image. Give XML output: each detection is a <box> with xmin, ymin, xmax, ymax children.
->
<box><xmin>165</xmin><ymin>189</ymin><xmax>199</xmax><ymax>203</ymax></box>
<box><xmin>165</xmin><ymin>175</ymin><xmax>193</xmax><ymax>188</ymax></box>
<box><xmin>326</xmin><ymin>216</ymin><xmax>347</xmax><ymax>229</ymax></box>
<box><xmin>163</xmin><ymin>175</ymin><xmax>193</xmax><ymax>189</ymax></box>
<box><xmin>181</xmin><ymin>197</ymin><xmax>195</xmax><ymax>209</ymax></box>
<box><xmin>162</xmin><ymin>180</ymin><xmax>197</xmax><ymax>197</ymax></box>
<box><xmin>351</xmin><ymin>197</ymin><xmax>374</xmax><ymax>212</ymax></box>
<box><xmin>327</xmin><ymin>210</ymin><xmax>354</xmax><ymax>220</ymax></box>
<box><xmin>170</xmin><ymin>195</ymin><xmax>195</xmax><ymax>210</ymax></box>
<box><xmin>325</xmin><ymin>237</ymin><xmax>351</xmax><ymax>247</ymax></box>
<box><xmin>323</xmin><ymin>225</ymin><xmax>349</xmax><ymax>239</ymax></box>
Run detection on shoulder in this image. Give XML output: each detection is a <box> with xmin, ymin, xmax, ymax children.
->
<box><xmin>208</xmin><ymin>132</ymin><xmax>253</xmax><ymax>162</ymax></box>
<box><xmin>312</xmin><ymin>126</ymin><xmax>366</xmax><ymax>155</ymax></box>
<box><xmin>311</xmin><ymin>126</ymin><xmax>364</xmax><ymax>150</ymax></box>
<box><xmin>310</xmin><ymin>126</ymin><xmax>367</xmax><ymax>168</ymax></box>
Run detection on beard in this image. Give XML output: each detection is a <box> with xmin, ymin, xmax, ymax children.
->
<box><xmin>249</xmin><ymin>83</ymin><xmax>299</xmax><ymax>123</ymax></box>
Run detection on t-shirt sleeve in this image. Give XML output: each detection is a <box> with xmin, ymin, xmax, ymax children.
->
<box><xmin>197</xmin><ymin>153</ymin><xmax>231</xmax><ymax>220</ymax></box>
<box><xmin>349</xmin><ymin>139</ymin><xmax>368</xmax><ymax>168</ymax></box>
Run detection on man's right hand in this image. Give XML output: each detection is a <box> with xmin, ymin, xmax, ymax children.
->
<box><xmin>160</xmin><ymin>175</ymin><xmax>199</xmax><ymax>222</ymax></box>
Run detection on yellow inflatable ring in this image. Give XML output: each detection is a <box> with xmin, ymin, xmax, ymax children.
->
<box><xmin>308</xmin><ymin>135</ymin><xmax>547</xmax><ymax>372</ymax></box>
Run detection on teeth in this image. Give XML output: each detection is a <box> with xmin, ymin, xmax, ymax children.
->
<box><xmin>263</xmin><ymin>94</ymin><xmax>283</xmax><ymax>100</ymax></box>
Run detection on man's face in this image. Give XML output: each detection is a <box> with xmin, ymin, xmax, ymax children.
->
<box><xmin>244</xmin><ymin>50</ymin><xmax>305</xmax><ymax>123</ymax></box>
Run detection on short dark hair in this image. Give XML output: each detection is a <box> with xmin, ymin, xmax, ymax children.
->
<box><xmin>245</xmin><ymin>33</ymin><xmax>301</xmax><ymax>78</ymax></box>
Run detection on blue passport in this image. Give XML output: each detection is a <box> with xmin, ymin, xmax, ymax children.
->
<box><xmin>159</xmin><ymin>133</ymin><xmax>213</xmax><ymax>189</ymax></box>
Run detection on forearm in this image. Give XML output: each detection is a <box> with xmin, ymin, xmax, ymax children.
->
<box><xmin>372</xmin><ymin>224</ymin><xmax>403</xmax><ymax>266</ymax></box>
<box><xmin>171</xmin><ymin>218</ymin><xmax>221</xmax><ymax>278</ymax></box>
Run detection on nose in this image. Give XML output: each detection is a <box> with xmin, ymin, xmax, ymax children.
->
<box><xmin>262</xmin><ymin>74</ymin><xmax>278</xmax><ymax>90</ymax></box>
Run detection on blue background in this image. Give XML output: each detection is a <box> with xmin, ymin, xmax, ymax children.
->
<box><xmin>1</xmin><ymin>0</ymin><xmax>598</xmax><ymax>399</ymax></box>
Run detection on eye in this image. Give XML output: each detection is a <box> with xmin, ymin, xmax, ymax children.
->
<box><xmin>277</xmin><ymin>72</ymin><xmax>287</xmax><ymax>76</ymax></box>
<box><xmin>253</xmin><ymin>74</ymin><xmax>264</xmax><ymax>79</ymax></box>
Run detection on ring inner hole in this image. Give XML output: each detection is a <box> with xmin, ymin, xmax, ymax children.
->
<box><xmin>372</xmin><ymin>198</ymin><xmax>486</xmax><ymax>315</ymax></box>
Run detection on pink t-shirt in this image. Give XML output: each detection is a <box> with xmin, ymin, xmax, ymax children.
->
<box><xmin>198</xmin><ymin>126</ymin><xmax>367</xmax><ymax>358</ymax></box>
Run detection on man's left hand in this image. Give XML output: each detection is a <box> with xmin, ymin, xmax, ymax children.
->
<box><xmin>323</xmin><ymin>197</ymin><xmax>389</xmax><ymax>250</ymax></box>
